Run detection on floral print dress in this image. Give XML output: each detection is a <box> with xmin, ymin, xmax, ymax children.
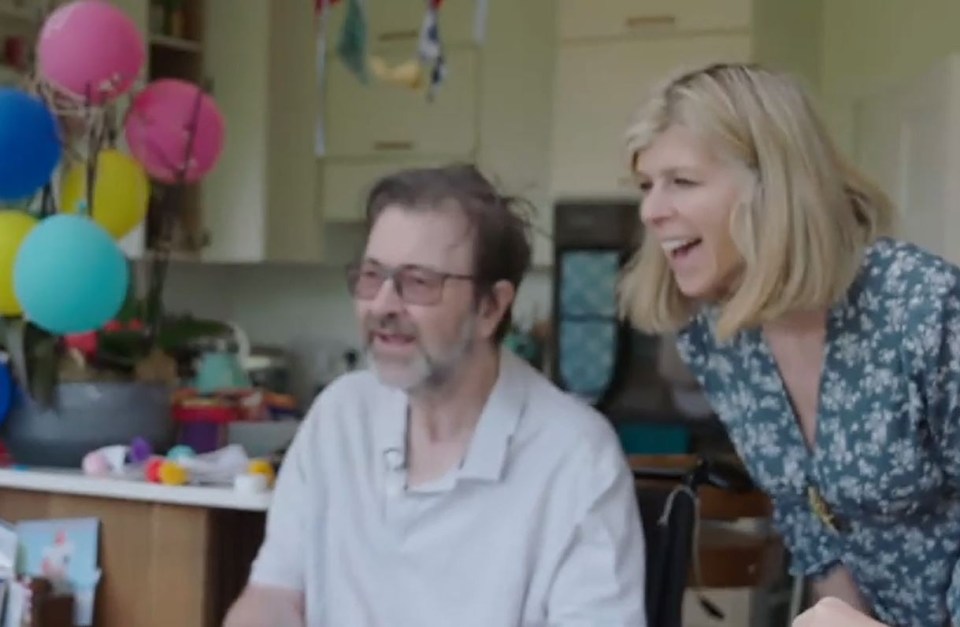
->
<box><xmin>676</xmin><ymin>237</ymin><xmax>960</xmax><ymax>627</ymax></box>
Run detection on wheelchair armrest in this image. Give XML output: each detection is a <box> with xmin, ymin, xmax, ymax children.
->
<box><xmin>631</xmin><ymin>466</ymin><xmax>690</xmax><ymax>483</ymax></box>
<box><xmin>632</xmin><ymin>458</ymin><xmax>756</xmax><ymax>494</ymax></box>
<box><xmin>696</xmin><ymin>458</ymin><xmax>755</xmax><ymax>493</ymax></box>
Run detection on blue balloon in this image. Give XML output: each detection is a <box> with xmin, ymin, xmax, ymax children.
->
<box><xmin>13</xmin><ymin>214</ymin><xmax>129</xmax><ymax>335</ymax></box>
<box><xmin>0</xmin><ymin>88</ymin><xmax>61</xmax><ymax>202</ymax></box>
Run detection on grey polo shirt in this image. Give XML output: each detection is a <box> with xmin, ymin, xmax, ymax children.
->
<box><xmin>249</xmin><ymin>350</ymin><xmax>647</xmax><ymax>626</ymax></box>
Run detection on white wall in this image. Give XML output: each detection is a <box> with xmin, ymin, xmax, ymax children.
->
<box><xmin>162</xmin><ymin>259</ymin><xmax>553</xmax><ymax>400</ymax></box>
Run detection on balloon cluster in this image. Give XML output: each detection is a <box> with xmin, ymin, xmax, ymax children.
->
<box><xmin>0</xmin><ymin>0</ymin><xmax>225</xmax><ymax>336</ymax></box>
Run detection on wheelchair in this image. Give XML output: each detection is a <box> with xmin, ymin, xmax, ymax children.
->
<box><xmin>632</xmin><ymin>456</ymin><xmax>762</xmax><ymax>627</ymax></box>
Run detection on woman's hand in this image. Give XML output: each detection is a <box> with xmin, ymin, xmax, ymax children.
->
<box><xmin>793</xmin><ymin>597</ymin><xmax>889</xmax><ymax>627</ymax></box>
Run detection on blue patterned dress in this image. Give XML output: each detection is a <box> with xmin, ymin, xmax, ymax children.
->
<box><xmin>676</xmin><ymin>238</ymin><xmax>960</xmax><ymax>626</ymax></box>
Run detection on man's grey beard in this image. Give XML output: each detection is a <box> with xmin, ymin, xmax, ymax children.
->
<box><xmin>366</xmin><ymin>313</ymin><xmax>477</xmax><ymax>392</ymax></box>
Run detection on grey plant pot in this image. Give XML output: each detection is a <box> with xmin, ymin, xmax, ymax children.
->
<box><xmin>3</xmin><ymin>382</ymin><xmax>177</xmax><ymax>468</ymax></box>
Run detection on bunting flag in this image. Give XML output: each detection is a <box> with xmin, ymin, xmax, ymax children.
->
<box><xmin>313</xmin><ymin>0</ymin><xmax>343</xmax><ymax>157</ymax></box>
<box><xmin>337</xmin><ymin>0</ymin><xmax>369</xmax><ymax>83</ymax></box>
<box><xmin>418</xmin><ymin>0</ymin><xmax>446</xmax><ymax>101</ymax></box>
<box><xmin>473</xmin><ymin>0</ymin><xmax>489</xmax><ymax>45</ymax></box>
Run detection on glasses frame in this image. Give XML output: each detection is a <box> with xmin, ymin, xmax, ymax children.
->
<box><xmin>345</xmin><ymin>261</ymin><xmax>475</xmax><ymax>306</ymax></box>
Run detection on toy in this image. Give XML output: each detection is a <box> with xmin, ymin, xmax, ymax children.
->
<box><xmin>158</xmin><ymin>460</ymin><xmax>188</xmax><ymax>486</ymax></box>
<box><xmin>127</xmin><ymin>436</ymin><xmax>152</xmax><ymax>464</ymax></box>
<box><xmin>144</xmin><ymin>457</ymin><xmax>164</xmax><ymax>483</ymax></box>
<box><xmin>166</xmin><ymin>444</ymin><xmax>196</xmax><ymax>462</ymax></box>
<box><xmin>246</xmin><ymin>459</ymin><xmax>275</xmax><ymax>487</ymax></box>
<box><xmin>80</xmin><ymin>450</ymin><xmax>110</xmax><ymax>476</ymax></box>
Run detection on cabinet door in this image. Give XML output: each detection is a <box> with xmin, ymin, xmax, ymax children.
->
<box><xmin>559</xmin><ymin>0</ymin><xmax>753</xmax><ymax>40</ymax></box>
<box><xmin>325</xmin><ymin>45</ymin><xmax>478</xmax><ymax>159</ymax></box>
<box><xmin>201</xmin><ymin>0</ymin><xmax>271</xmax><ymax>262</ymax></box>
<box><xmin>550</xmin><ymin>34</ymin><xmax>752</xmax><ymax>198</ymax></box>
<box><xmin>366</xmin><ymin>0</ymin><xmax>477</xmax><ymax>47</ymax></box>
<box><xmin>321</xmin><ymin>157</ymin><xmax>448</xmax><ymax>223</ymax></box>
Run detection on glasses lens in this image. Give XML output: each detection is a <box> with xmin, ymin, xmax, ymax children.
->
<box><xmin>396</xmin><ymin>268</ymin><xmax>443</xmax><ymax>305</ymax></box>
<box><xmin>348</xmin><ymin>265</ymin><xmax>385</xmax><ymax>299</ymax></box>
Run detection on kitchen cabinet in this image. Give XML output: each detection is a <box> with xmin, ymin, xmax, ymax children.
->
<box><xmin>319</xmin><ymin>0</ymin><xmax>557</xmax><ymax>267</ymax></box>
<box><xmin>558</xmin><ymin>0</ymin><xmax>753</xmax><ymax>41</ymax></box>
<box><xmin>324</xmin><ymin>45</ymin><xmax>479</xmax><ymax>160</ymax></box>
<box><xmin>321</xmin><ymin>157</ymin><xmax>445</xmax><ymax>223</ymax></box>
<box><xmin>475</xmin><ymin>0</ymin><xmax>556</xmax><ymax>267</ymax></box>
<box><xmin>201</xmin><ymin>0</ymin><xmax>320</xmax><ymax>263</ymax></box>
<box><xmin>360</xmin><ymin>0</ymin><xmax>477</xmax><ymax>48</ymax></box>
<box><xmin>550</xmin><ymin>33</ymin><xmax>752</xmax><ymax>199</ymax></box>
<box><xmin>116</xmin><ymin>0</ymin><xmax>320</xmax><ymax>264</ymax></box>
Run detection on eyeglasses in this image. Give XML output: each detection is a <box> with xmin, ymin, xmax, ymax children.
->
<box><xmin>345</xmin><ymin>262</ymin><xmax>475</xmax><ymax>306</ymax></box>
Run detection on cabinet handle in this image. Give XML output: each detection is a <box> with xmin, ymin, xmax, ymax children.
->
<box><xmin>378</xmin><ymin>29</ymin><xmax>418</xmax><ymax>42</ymax></box>
<box><xmin>624</xmin><ymin>15</ymin><xmax>677</xmax><ymax>30</ymax></box>
<box><xmin>373</xmin><ymin>140</ymin><xmax>415</xmax><ymax>152</ymax></box>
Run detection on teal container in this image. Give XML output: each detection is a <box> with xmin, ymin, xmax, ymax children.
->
<box><xmin>616</xmin><ymin>423</ymin><xmax>689</xmax><ymax>455</ymax></box>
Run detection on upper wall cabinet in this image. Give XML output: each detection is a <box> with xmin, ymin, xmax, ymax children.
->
<box><xmin>551</xmin><ymin>33</ymin><xmax>752</xmax><ymax>199</ymax></box>
<box><xmin>324</xmin><ymin>44</ymin><xmax>479</xmax><ymax>160</ymax></box>
<box><xmin>319</xmin><ymin>0</ymin><xmax>557</xmax><ymax>267</ymax></box>
<box><xmin>112</xmin><ymin>0</ymin><xmax>320</xmax><ymax>264</ymax></box>
<box><xmin>363</xmin><ymin>0</ymin><xmax>477</xmax><ymax>47</ymax></box>
<box><xmin>550</xmin><ymin>0</ymin><xmax>754</xmax><ymax>200</ymax></box>
<box><xmin>558</xmin><ymin>0</ymin><xmax>753</xmax><ymax>40</ymax></box>
<box><xmin>201</xmin><ymin>0</ymin><xmax>320</xmax><ymax>263</ymax></box>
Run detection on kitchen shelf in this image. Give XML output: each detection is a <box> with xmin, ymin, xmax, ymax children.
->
<box><xmin>149</xmin><ymin>33</ymin><xmax>202</xmax><ymax>54</ymax></box>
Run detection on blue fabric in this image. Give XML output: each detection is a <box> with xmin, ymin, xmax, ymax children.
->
<box><xmin>556</xmin><ymin>251</ymin><xmax>620</xmax><ymax>404</ymax></box>
<box><xmin>677</xmin><ymin>238</ymin><xmax>960</xmax><ymax>626</ymax></box>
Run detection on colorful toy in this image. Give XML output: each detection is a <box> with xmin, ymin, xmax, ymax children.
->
<box><xmin>166</xmin><ymin>444</ymin><xmax>196</xmax><ymax>462</ymax></box>
<box><xmin>247</xmin><ymin>459</ymin><xmax>275</xmax><ymax>487</ymax></box>
<box><xmin>144</xmin><ymin>456</ymin><xmax>164</xmax><ymax>483</ymax></box>
<box><xmin>80</xmin><ymin>450</ymin><xmax>110</xmax><ymax>476</ymax></box>
<box><xmin>127</xmin><ymin>436</ymin><xmax>152</xmax><ymax>464</ymax></box>
<box><xmin>158</xmin><ymin>460</ymin><xmax>188</xmax><ymax>486</ymax></box>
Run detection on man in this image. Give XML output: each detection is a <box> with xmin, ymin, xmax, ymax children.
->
<box><xmin>224</xmin><ymin>165</ymin><xmax>647</xmax><ymax>626</ymax></box>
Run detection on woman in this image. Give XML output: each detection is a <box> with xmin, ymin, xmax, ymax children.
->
<box><xmin>619</xmin><ymin>61</ymin><xmax>960</xmax><ymax>626</ymax></box>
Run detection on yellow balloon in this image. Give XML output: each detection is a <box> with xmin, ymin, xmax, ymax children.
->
<box><xmin>0</xmin><ymin>211</ymin><xmax>38</xmax><ymax>316</ymax></box>
<box><xmin>61</xmin><ymin>150</ymin><xmax>149</xmax><ymax>240</ymax></box>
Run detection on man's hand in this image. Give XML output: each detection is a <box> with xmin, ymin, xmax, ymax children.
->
<box><xmin>793</xmin><ymin>597</ymin><xmax>889</xmax><ymax>627</ymax></box>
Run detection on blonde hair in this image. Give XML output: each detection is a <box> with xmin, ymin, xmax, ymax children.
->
<box><xmin>618</xmin><ymin>63</ymin><xmax>896</xmax><ymax>341</ymax></box>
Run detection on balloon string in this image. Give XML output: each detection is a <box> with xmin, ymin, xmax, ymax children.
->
<box><xmin>144</xmin><ymin>83</ymin><xmax>207</xmax><ymax>344</ymax></box>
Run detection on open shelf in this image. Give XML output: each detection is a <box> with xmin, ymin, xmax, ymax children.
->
<box><xmin>150</xmin><ymin>33</ymin><xmax>202</xmax><ymax>54</ymax></box>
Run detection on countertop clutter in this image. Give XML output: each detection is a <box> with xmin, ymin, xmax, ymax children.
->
<box><xmin>0</xmin><ymin>466</ymin><xmax>272</xmax><ymax>511</ymax></box>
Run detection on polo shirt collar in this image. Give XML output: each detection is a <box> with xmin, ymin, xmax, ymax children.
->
<box><xmin>372</xmin><ymin>349</ymin><xmax>528</xmax><ymax>483</ymax></box>
<box><xmin>458</xmin><ymin>349</ymin><xmax>527</xmax><ymax>481</ymax></box>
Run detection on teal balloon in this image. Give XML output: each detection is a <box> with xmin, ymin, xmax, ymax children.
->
<box><xmin>0</xmin><ymin>88</ymin><xmax>61</xmax><ymax>202</ymax></box>
<box><xmin>13</xmin><ymin>214</ymin><xmax>129</xmax><ymax>335</ymax></box>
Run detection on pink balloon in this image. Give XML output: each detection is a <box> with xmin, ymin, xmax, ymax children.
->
<box><xmin>37</xmin><ymin>0</ymin><xmax>144</xmax><ymax>104</ymax></box>
<box><xmin>123</xmin><ymin>79</ymin><xmax>225</xmax><ymax>184</ymax></box>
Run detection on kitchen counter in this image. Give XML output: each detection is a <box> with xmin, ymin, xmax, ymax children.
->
<box><xmin>0</xmin><ymin>466</ymin><xmax>272</xmax><ymax>511</ymax></box>
<box><xmin>0</xmin><ymin>467</ymin><xmax>268</xmax><ymax>626</ymax></box>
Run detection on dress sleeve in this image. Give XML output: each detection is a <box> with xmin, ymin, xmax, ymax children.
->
<box><xmin>902</xmin><ymin>269</ymin><xmax>960</xmax><ymax>622</ymax></box>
